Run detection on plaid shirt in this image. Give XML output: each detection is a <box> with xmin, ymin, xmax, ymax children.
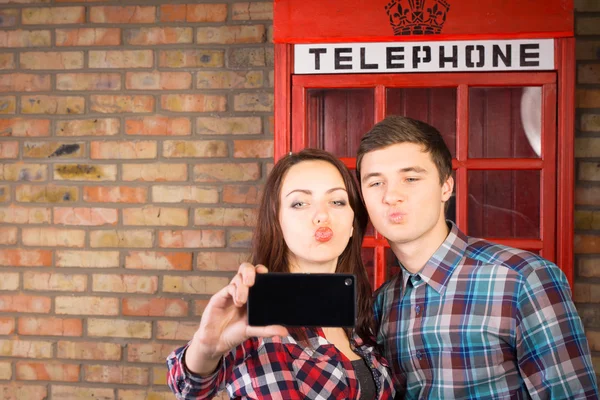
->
<box><xmin>167</xmin><ymin>327</ymin><xmax>396</xmax><ymax>399</ymax></box>
<box><xmin>375</xmin><ymin>222</ymin><xmax>599</xmax><ymax>400</ymax></box>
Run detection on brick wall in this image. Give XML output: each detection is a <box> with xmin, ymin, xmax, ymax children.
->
<box><xmin>575</xmin><ymin>0</ymin><xmax>600</xmax><ymax>381</ymax></box>
<box><xmin>0</xmin><ymin>1</ymin><xmax>272</xmax><ymax>399</ymax></box>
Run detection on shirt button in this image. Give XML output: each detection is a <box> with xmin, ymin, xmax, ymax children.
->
<box><xmin>415</xmin><ymin>305</ymin><xmax>421</xmax><ymax>316</ymax></box>
<box><xmin>416</xmin><ymin>351</ymin><xmax>423</xmax><ymax>360</ymax></box>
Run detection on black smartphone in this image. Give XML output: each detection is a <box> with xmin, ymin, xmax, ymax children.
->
<box><xmin>247</xmin><ymin>273</ymin><xmax>356</xmax><ymax>327</ymax></box>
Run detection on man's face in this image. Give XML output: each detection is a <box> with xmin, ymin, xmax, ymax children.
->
<box><xmin>359</xmin><ymin>142</ymin><xmax>453</xmax><ymax>248</ymax></box>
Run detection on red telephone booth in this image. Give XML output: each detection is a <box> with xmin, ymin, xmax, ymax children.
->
<box><xmin>273</xmin><ymin>0</ymin><xmax>575</xmax><ymax>289</ymax></box>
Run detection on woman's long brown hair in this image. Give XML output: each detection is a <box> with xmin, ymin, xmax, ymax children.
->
<box><xmin>251</xmin><ymin>148</ymin><xmax>375</xmax><ymax>346</ymax></box>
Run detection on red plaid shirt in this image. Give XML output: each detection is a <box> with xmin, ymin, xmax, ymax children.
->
<box><xmin>167</xmin><ymin>328</ymin><xmax>396</xmax><ymax>399</ymax></box>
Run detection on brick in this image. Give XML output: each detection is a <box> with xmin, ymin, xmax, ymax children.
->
<box><xmin>0</xmin><ymin>73</ymin><xmax>51</xmax><ymax>92</ymax></box>
<box><xmin>126</xmin><ymin>116</ymin><xmax>191</xmax><ymax>136</ymax></box>
<box><xmin>163</xmin><ymin>275</ymin><xmax>229</xmax><ymax>295</ymax></box>
<box><xmin>161</xmin><ymin>94</ymin><xmax>226</xmax><ymax>112</ymax></box>
<box><xmin>166</xmin><ymin>4</ymin><xmax>227</xmax><ymax>22</ymax></box>
<box><xmin>57</xmin><ymin>73</ymin><xmax>121</xmax><ymax>91</ymax></box>
<box><xmin>223</xmin><ymin>185</ymin><xmax>261</xmax><ymax>204</ymax></box>
<box><xmin>232</xmin><ymin>2</ymin><xmax>273</xmax><ymax>20</ymax></box>
<box><xmin>118</xmin><ymin>390</ymin><xmax>172</xmax><ymax>400</ymax></box>
<box><xmin>122</xmin><ymin>163</ymin><xmax>187</xmax><ymax>182</ymax></box>
<box><xmin>228</xmin><ymin>229</ymin><xmax>253</xmax><ymax>247</ymax></box>
<box><xmin>577</xmin><ymin>41</ymin><xmax>600</xmax><ymax>61</ymax></box>
<box><xmin>0</xmin><ymin>163</ymin><xmax>47</xmax><ymax>181</ymax></box>
<box><xmin>84</xmin><ymin>186</ymin><xmax>147</xmax><ymax>203</ymax></box>
<box><xmin>88</xmin><ymin>318</ymin><xmax>151</xmax><ymax>339</ymax></box>
<box><xmin>0</xmin><ymin>227</ymin><xmax>17</xmax><ymax>245</ymax></box>
<box><xmin>158</xmin><ymin>230</ymin><xmax>225</xmax><ymax>248</ymax></box>
<box><xmin>57</xmin><ymin>341</ymin><xmax>121</xmax><ymax>360</ymax></box>
<box><xmin>577</xmin><ymin>17</ymin><xmax>600</xmax><ymax>35</ymax></box>
<box><xmin>196</xmin><ymin>251</ymin><xmax>250</xmax><ymax>271</ymax></box>
<box><xmin>234</xmin><ymin>140</ymin><xmax>273</xmax><ymax>158</ymax></box>
<box><xmin>575</xmin><ymin>234</ymin><xmax>600</xmax><ymax>253</ymax></box>
<box><xmin>0</xmin><ymin>272</ymin><xmax>19</xmax><ymax>290</ymax></box>
<box><xmin>0</xmin><ymin>249</ymin><xmax>51</xmax><ymax>267</ymax></box>
<box><xmin>576</xmin><ymin>0</ymin><xmax>600</xmax><ymax>10</ymax></box>
<box><xmin>56</xmin><ymin>28</ymin><xmax>121</xmax><ymax>47</ymax></box>
<box><xmin>55</xmin><ymin>296</ymin><xmax>119</xmax><ymax>315</ymax></box>
<box><xmin>579</xmin><ymin>257</ymin><xmax>600</xmax><ymax>278</ymax></box>
<box><xmin>21</xmin><ymin>95</ymin><xmax>84</xmax><ymax>114</ymax></box>
<box><xmin>194</xmin><ymin>299</ymin><xmax>210</xmax><ymax>316</ymax></box>
<box><xmin>0</xmin><ymin>384</ymin><xmax>46</xmax><ymax>400</ymax></box>
<box><xmin>0</xmin><ymin>10</ymin><xmax>18</xmax><ymax>27</ymax></box>
<box><xmin>23</xmin><ymin>141</ymin><xmax>84</xmax><ymax>158</ymax></box>
<box><xmin>91</xmin><ymin>140</ymin><xmax>157</xmax><ymax>159</ymax></box>
<box><xmin>0</xmin><ymin>96</ymin><xmax>16</xmax><ymax>113</ymax></box>
<box><xmin>51</xmin><ymin>386</ymin><xmax>113</xmax><ymax>400</ymax></box>
<box><xmin>0</xmin><ymin>295</ymin><xmax>51</xmax><ymax>313</ymax></box>
<box><xmin>123</xmin><ymin>206</ymin><xmax>188</xmax><ymax>227</ymax></box>
<box><xmin>22</xmin><ymin>7</ymin><xmax>84</xmax><ymax>24</ymax></box>
<box><xmin>577</xmin><ymin>89</ymin><xmax>600</xmax><ymax>108</ymax></box>
<box><xmin>588</xmin><ymin>330</ymin><xmax>600</xmax><ymax>352</ymax></box>
<box><xmin>194</xmin><ymin>207</ymin><xmax>257</xmax><ymax>227</ymax></box>
<box><xmin>56</xmin><ymin>250</ymin><xmax>119</xmax><ymax>268</ymax></box>
<box><xmin>0</xmin><ymin>362</ymin><xmax>10</xmax><ymax>380</ymax></box>
<box><xmin>575</xmin><ymin>137</ymin><xmax>600</xmax><ymax>157</ymax></box>
<box><xmin>122</xmin><ymin>298</ymin><xmax>188</xmax><ymax>317</ymax></box>
<box><xmin>22</xmin><ymin>227</ymin><xmax>85</xmax><ymax>247</ymax></box>
<box><xmin>91</xmin><ymin>95</ymin><xmax>154</xmax><ymax>113</ymax></box>
<box><xmin>154</xmin><ymin>366</ymin><xmax>167</xmax><ymax>385</ymax></box>
<box><xmin>126</xmin><ymin>72</ymin><xmax>191</xmax><ymax>90</ymax></box>
<box><xmin>229</xmin><ymin>47</ymin><xmax>266</xmax><ymax>68</ymax></box>
<box><xmin>90</xmin><ymin>229</ymin><xmax>154</xmax><ymax>248</ymax></box>
<box><xmin>84</xmin><ymin>365</ymin><xmax>149</xmax><ymax>385</ymax></box>
<box><xmin>579</xmin><ymin>161</ymin><xmax>600</xmax><ymax>181</ymax></box>
<box><xmin>234</xmin><ymin>92</ymin><xmax>273</xmax><ymax>111</ymax></box>
<box><xmin>196</xmin><ymin>116</ymin><xmax>262</xmax><ymax>135</ymax></box>
<box><xmin>0</xmin><ymin>339</ymin><xmax>52</xmax><ymax>358</ymax></box>
<box><xmin>20</xmin><ymin>51</ymin><xmax>83</xmax><ymax>70</ymax></box>
<box><xmin>575</xmin><ymin>210</ymin><xmax>600</xmax><ymax>230</ymax></box>
<box><xmin>574</xmin><ymin>283</ymin><xmax>600</xmax><ymax>303</ymax></box>
<box><xmin>581</xmin><ymin>114</ymin><xmax>600</xmax><ymax>132</ymax></box>
<box><xmin>24</xmin><ymin>272</ymin><xmax>87</xmax><ymax>292</ymax></box>
<box><xmin>125</xmin><ymin>27</ymin><xmax>192</xmax><ymax>45</ymax></box>
<box><xmin>0</xmin><ymin>54</ymin><xmax>14</xmax><ymax>69</ymax></box>
<box><xmin>578</xmin><ymin>64</ymin><xmax>600</xmax><ymax>84</ymax></box>
<box><xmin>0</xmin><ymin>30</ymin><xmax>51</xmax><ymax>48</ymax></box>
<box><xmin>54</xmin><ymin>207</ymin><xmax>117</xmax><ymax>225</ymax></box>
<box><xmin>163</xmin><ymin>140</ymin><xmax>228</xmax><ymax>158</ymax></box>
<box><xmin>156</xmin><ymin>321</ymin><xmax>198</xmax><ymax>340</ymax></box>
<box><xmin>54</xmin><ymin>164</ymin><xmax>117</xmax><ymax>181</ymax></box>
<box><xmin>56</xmin><ymin>118</ymin><xmax>120</xmax><ymax>137</ymax></box>
<box><xmin>127</xmin><ymin>343</ymin><xmax>173</xmax><ymax>363</ymax></box>
<box><xmin>16</xmin><ymin>361</ymin><xmax>79</xmax><ymax>381</ymax></box>
<box><xmin>16</xmin><ymin>184</ymin><xmax>78</xmax><ymax>203</ymax></box>
<box><xmin>196</xmin><ymin>71</ymin><xmax>263</xmax><ymax>89</ymax></box>
<box><xmin>93</xmin><ymin>274</ymin><xmax>158</xmax><ymax>294</ymax></box>
<box><xmin>193</xmin><ymin>163</ymin><xmax>260</xmax><ymax>182</ymax></box>
<box><xmin>197</xmin><ymin>25</ymin><xmax>265</xmax><ymax>44</ymax></box>
<box><xmin>0</xmin><ymin>318</ymin><xmax>16</xmax><ymax>335</ymax></box>
<box><xmin>89</xmin><ymin>50</ymin><xmax>153</xmax><ymax>69</ymax></box>
<box><xmin>0</xmin><ymin>141</ymin><xmax>18</xmax><ymax>158</ymax></box>
<box><xmin>125</xmin><ymin>251</ymin><xmax>192</xmax><ymax>271</ymax></box>
<box><xmin>0</xmin><ymin>185</ymin><xmax>8</xmax><ymax>202</ymax></box>
<box><xmin>152</xmin><ymin>185</ymin><xmax>218</xmax><ymax>204</ymax></box>
<box><xmin>0</xmin><ymin>206</ymin><xmax>50</xmax><ymax>224</ymax></box>
<box><xmin>158</xmin><ymin>50</ymin><xmax>224</xmax><ymax>68</ymax></box>
<box><xmin>90</xmin><ymin>6</ymin><xmax>155</xmax><ymax>23</ymax></box>
<box><xmin>19</xmin><ymin>317</ymin><xmax>82</xmax><ymax>337</ymax></box>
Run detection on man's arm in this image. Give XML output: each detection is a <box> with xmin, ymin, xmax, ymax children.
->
<box><xmin>516</xmin><ymin>260</ymin><xmax>598</xmax><ymax>399</ymax></box>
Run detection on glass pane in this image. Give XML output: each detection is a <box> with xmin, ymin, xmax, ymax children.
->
<box><xmin>386</xmin><ymin>88</ymin><xmax>457</xmax><ymax>157</ymax></box>
<box><xmin>385</xmin><ymin>247</ymin><xmax>401</xmax><ymax>280</ymax></box>
<box><xmin>361</xmin><ymin>247</ymin><xmax>375</xmax><ymax>287</ymax></box>
<box><xmin>469</xmin><ymin>87</ymin><xmax>541</xmax><ymax>158</ymax></box>
<box><xmin>468</xmin><ymin>170</ymin><xmax>540</xmax><ymax>238</ymax></box>
<box><xmin>306</xmin><ymin>89</ymin><xmax>375</xmax><ymax>158</ymax></box>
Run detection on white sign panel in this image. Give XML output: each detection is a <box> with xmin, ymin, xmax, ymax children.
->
<box><xmin>294</xmin><ymin>39</ymin><xmax>554</xmax><ymax>74</ymax></box>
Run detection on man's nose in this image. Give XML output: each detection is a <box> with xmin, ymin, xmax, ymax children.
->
<box><xmin>383</xmin><ymin>184</ymin><xmax>405</xmax><ymax>204</ymax></box>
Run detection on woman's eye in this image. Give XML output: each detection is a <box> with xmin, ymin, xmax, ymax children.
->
<box><xmin>291</xmin><ymin>201</ymin><xmax>306</xmax><ymax>208</ymax></box>
<box><xmin>332</xmin><ymin>200</ymin><xmax>347</xmax><ymax>206</ymax></box>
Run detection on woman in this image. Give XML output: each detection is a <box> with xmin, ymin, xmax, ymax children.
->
<box><xmin>166</xmin><ymin>148</ymin><xmax>395</xmax><ymax>399</ymax></box>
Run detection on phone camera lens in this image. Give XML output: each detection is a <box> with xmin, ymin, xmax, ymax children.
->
<box><xmin>344</xmin><ymin>278</ymin><xmax>352</xmax><ymax>286</ymax></box>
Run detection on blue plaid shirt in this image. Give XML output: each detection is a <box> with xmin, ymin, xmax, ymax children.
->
<box><xmin>375</xmin><ymin>221</ymin><xmax>598</xmax><ymax>399</ymax></box>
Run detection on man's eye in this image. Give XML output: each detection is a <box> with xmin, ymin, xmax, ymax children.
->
<box><xmin>406</xmin><ymin>177</ymin><xmax>420</xmax><ymax>183</ymax></box>
<box><xmin>369</xmin><ymin>181</ymin><xmax>383</xmax><ymax>187</ymax></box>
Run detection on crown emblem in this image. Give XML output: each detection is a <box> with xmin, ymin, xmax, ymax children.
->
<box><xmin>385</xmin><ymin>0</ymin><xmax>450</xmax><ymax>35</ymax></box>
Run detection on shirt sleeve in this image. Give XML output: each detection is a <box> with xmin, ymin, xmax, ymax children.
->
<box><xmin>516</xmin><ymin>260</ymin><xmax>599</xmax><ymax>399</ymax></box>
<box><xmin>166</xmin><ymin>338</ymin><xmax>257</xmax><ymax>400</ymax></box>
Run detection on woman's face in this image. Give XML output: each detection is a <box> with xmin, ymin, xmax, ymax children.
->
<box><xmin>278</xmin><ymin>160</ymin><xmax>355</xmax><ymax>273</ymax></box>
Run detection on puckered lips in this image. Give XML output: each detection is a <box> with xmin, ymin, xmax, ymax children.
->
<box><xmin>314</xmin><ymin>227</ymin><xmax>333</xmax><ymax>243</ymax></box>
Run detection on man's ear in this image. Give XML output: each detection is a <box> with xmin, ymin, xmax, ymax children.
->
<box><xmin>441</xmin><ymin>175</ymin><xmax>454</xmax><ymax>202</ymax></box>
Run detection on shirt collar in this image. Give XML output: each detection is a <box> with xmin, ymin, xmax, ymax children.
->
<box><xmin>400</xmin><ymin>221</ymin><xmax>467</xmax><ymax>295</ymax></box>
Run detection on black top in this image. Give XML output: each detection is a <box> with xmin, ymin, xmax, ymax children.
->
<box><xmin>351</xmin><ymin>358</ymin><xmax>377</xmax><ymax>399</ymax></box>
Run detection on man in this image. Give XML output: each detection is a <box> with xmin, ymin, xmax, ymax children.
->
<box><xmin>357</xmin><ymin>115</ymin><xmax>598</xmax><ymax>399</ymax></box>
